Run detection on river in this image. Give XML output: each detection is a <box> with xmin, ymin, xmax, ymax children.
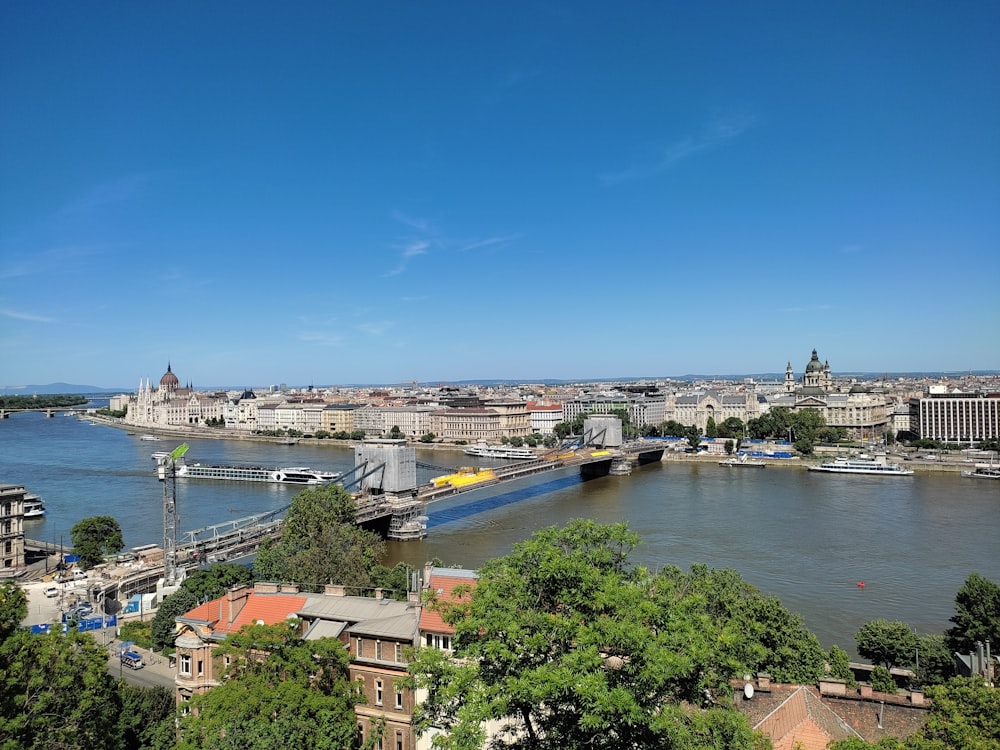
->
<box><xmin>2</xmin><ymin>407</ymin><xmax>998</xmax><ymax>652</ymax></box>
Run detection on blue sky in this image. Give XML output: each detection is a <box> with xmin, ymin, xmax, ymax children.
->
<box><xmin>2</xmin><ymin>2</ymin><xmax>998</xmax><ymax>388</ymax></box>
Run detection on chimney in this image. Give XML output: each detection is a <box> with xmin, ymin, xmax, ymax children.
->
<box><xmin>910</xmin><ymin>689</ymin><xmax>924</xmax><ymax>706</ymax></box>
<box><xmin>325</xmin><ymin>584</ymin><xmax>346</xmax><ymax>597</ymax></box>
<box><xmin>226</xmin><ymin>585</ymin><xmax>251</xmax><ymax>624</ymax></box>
<box><xmin>423</xmin><ymin>561</ymin><xmax>434</xmax><ymax>590</ymax></box>
<box><xmin>757</xmin><ymin>673</ymin><xmax>771</xmax><ymax>691</ymax></box>
<box><xmin>374</xmin><ymin>588</ymin><xmax>384</xmax><ymax>600</ymax></box>
<box><xmin>254</xmin><ymin>582</ymin><xmax>279</xmax><ymax>594</ymax></box>
<box><xmin>281</xmin><ymin>583</ymin><xmax>299</xmax><ymax>594</ymax></box>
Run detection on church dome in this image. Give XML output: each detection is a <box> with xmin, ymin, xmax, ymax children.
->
<box><xmin>805</xmin><ymin>349</ymin><xmax>823</xmax><ymax>373</ymax></box>
<box><xmin>160</xmin><ymin>363</ymin><xmax>179</xmax><ymax>389</ymax></box>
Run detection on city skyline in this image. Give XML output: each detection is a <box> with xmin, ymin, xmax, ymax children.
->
<box><xmin>2</xmin><ymin>3</ymin><xmax>998</xmax><ymax>386</ymax></box>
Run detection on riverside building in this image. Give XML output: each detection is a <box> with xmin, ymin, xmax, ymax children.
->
<box><xmin>912</xmin><ymin>387</ymin><xmax>1000</xmax><ymax>443</ymax></box>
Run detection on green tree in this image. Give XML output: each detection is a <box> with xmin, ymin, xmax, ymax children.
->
<box><xmin>117</xmin><ymin>683</ymin><xmax>175</xmax><ymax>750</ymax></box>
<box><xmin>387</xmin><ymin>425</ymin><xmax>404</xmax><ymax>439</ymax></box>
<box><xmin>181</xmin><ymin>563</ymin><xmax>254</xmax><ymax>603</ymax></box>
<box><xmin>253</xmin><ymin>484</ymin><xmax>386</xmax><ymax>591</ymax></box>
<box><xmin>409</xmin><ymin>521</ymin><xmax>774</xmax><ymax>749</ymax></box>
<box><xmin>870</xmin><ymin>665</ymin><xmax>897</xmax><ymax>693</ymax></box>
<box><xmin>70</xmin><ymin>515</ymin><xmax>125</xmax><ymax>569</ymax></box>
<box><xmin>826</xmin><ymin>645</ymin><xmax>855</xmax><ymax>686</ymax></box>
<box><xmin>0</xmin><ymin>628</ymin><xmax>122</xmax><ymax>748</ymax></box>
<box><xmin>151</xmin><ymin>588</ymin><xmax>199</xmax><ymax>651</ymax></box>
<box><xmin>915</xmin><ymin>633</ymin><xmax>953</xmax><ymax>686</ymax></box>
<box><xmin>945</xmin><ymin>572</ymin><xmax>1000</xmax><ymax>654</ymax></box>
<box><xmin>706</xmin><ymin>416</ymin><xmax>718</xmax><ymax>438</ymax></box>
<box><xmin>176</xmin><ymin>621</ymin><xmax>360</xmax><ymax>750</ymax></box>
<box><xmin>855</xmin><ymin>619</ymin><xmax>919</xmax><ymax>669</ymax></box>
<box><xmin>553</xmin><ymin>421</ymin><xmax>572</xmax><ymax>440</ymax></box>
<box><xmin>0</xmin><ymin>582</ymin><xmax>27</xmax><ymax>641</ymax></box>
<box><xmin>419</xmin><ymin>432</ymin><xmax>436</xmax><ymax>443</ymax></box>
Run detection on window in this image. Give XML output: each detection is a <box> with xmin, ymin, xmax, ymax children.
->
<box><xmin>375</xmin><ymin>640</ymin><xmax>382</xmax><ymax>660</ymax></box>
<box><xmin>395</xmin><ymin>686</ymin><xmax>403</xmax><ymax>710</ymax></box>
<box><xmin>356</xmin><ymin>637</ymin><xmax>363</xmax><ymax>658</ymax></box>
<box><xmin>197</xmin><ymin>659</ymin><xmax>204</xmax><ymax>676</ymax></box>
<box><xmin>396</xmin><ymin>732</ymin><xmax>403</xmax><ymax>750</ymax></box>
<box><xmin>375</xmin><ymin>679</ymin><xmax>383</xmax><ymax>706</ymax></box>
<box><xmin>394</xmin><ymin>642</ymin><xmax>403</xmax><ymax>663</ymax></box>
<box><xmin>179</xmin><ymin>654</ymin><xmax>191</xmax><ymax>675</ymax></box>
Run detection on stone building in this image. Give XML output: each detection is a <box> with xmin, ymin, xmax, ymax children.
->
<box><xmin>0</xmin><ymin>484</ymin><xmax>26</xmax><ymax>578</ymax></box>
<box><xmin>769</xmin><ymin>349</ymin><xmax>889</xmax><ymax>441</ymax></box>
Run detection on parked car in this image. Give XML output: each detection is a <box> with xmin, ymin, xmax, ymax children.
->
<box><xmin>43</xmin><ymin>586</ymin><xmax>59</xmax><ymax>598</ymax></box>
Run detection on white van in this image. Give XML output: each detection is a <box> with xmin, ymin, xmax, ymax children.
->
<box><xmin>72</xmin><ymin>569</ymin><xmax>87</xmax><ymax>580</ymax></box>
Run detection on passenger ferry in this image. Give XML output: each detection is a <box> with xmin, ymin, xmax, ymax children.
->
<box><xmin>962</xmin><ymin>463</ymin><xmax>1000</xmax><ymax>480</ymax></box>
<box><xmin>23</xmin><ymin>493</ymin><xmax>46</xmax><ymax>518</ymax></box>
<box><xmin>463</xmin><ymin>444</ymin><xmax>536</xmax><ymax>460</ymax></box>
<box><xmin>807</xmin><ymin>455</ymin><xmax>913</xmax><ymax>476</ymax></box>
<box><xmin>166</xmin><ymin>462</ymin><xmax>340</xmax><ymax>484</ymax></box>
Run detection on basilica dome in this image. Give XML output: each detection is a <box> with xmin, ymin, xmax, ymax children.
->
<box><xmin>805</xmin><ymin>349</ymin><xmax>823</xmax><ymax>372</ymax></box>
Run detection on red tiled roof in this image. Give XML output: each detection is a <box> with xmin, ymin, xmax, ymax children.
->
<box><xmin>419</xmin><ymin>575</ymin><xmax>476</xmax><ymax>634</ymax></box>
<box><xmin>181</xmin><ymin>591</ymin><xmax>307</xmax><ymax>637</ymax></box>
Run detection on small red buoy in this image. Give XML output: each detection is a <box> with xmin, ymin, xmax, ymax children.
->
<box><xmin>857</xmin><ymin>581</ymin><xmax>865</xmax><ymax>588</ymax></box>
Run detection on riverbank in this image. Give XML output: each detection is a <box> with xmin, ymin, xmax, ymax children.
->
<box><xmin>90</xmin><ymin>416</ymin><xmax>977</xmax><ymax>475</ymax></box>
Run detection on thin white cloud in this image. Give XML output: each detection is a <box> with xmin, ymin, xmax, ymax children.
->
<box><xmin>297</xmin><ymin>331</ymin><xmax>345</xmax><ymax>347</ymax></box>
<box><xmin>458</xmin><ymin>234</ymin><xmax>522</xmax><ymax>252</ymax></box>
<box><xmin>601</xmin><ymin>112</ymin><xmax>758</xmax><ymax>185</ymax></box>
<box><xmin>358</xmin><ymin>321</ymin><xmax>394</xmax><ymax>337</ymax></box>
<box><xmin>0</xmin><ymin>307</ymin><xmax>55</xmax><ymax>323</ymax></box>
<box><xmin>390</xmin><ymin>210</ymin><xmax>433</xmax><ymax>233</ymax></box>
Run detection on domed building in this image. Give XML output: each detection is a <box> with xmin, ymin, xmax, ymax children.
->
<box><xmin>774</xmin><ymin>349</ymin><xmax>888</xmax><ymax>441</ymax></box>
<box><xmin>159</xmin><ymin>362</ymin><xmax>180</xmax><ymax>392</ymax></box>
<box><xmin>124</xmin><ymin>363</ymin><xmax>226</xmax><ymax>429</ymax></box>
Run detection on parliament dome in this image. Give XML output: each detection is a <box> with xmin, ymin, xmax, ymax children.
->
<box><xmin>160</xmin><ymin>363</ymin><xmax>179</xmax><ymax>389</ymax></box>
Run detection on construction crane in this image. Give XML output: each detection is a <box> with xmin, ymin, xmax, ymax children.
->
<box><xmin>162</xmin><ymin>442</ymin><xmax>189</xmax><ymax>585</ymax></box>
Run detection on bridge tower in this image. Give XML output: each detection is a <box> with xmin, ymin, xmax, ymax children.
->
<box><xmin>352</xmin><ymin>439</ymin><xmax>426</xmax><ymax>540</ymax></box>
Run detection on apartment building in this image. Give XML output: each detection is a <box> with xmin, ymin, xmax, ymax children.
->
<box><xmin>174</xmin><ymin>582</ymin><xmax>421</xmax><ymax>749</ymax></box>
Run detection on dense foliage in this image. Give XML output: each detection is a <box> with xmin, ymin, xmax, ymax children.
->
<box><xmin>0</xmin><ymin>583</ymin><xmax>173</xmax><ymax>749</ymax></box>
<box><xmin>408</xmin><ymin>519</ymin><xmax>820</xmax><ymax>749</ymax></box>
<box><xmin>855</xmin><ymin>619</ymin><xmax>919</xmax><ymax>669</ymax></box>
<box><xmin>176</xmin><ymin>621</ymin><xmax>362</xmax><ymax>750</ymax></box>
<box><xmin>70</xmin><ymin>515</ymin><xmax>125</xmax><ymax>569</ymax></box>
<box><xmin>945</xmin><ymin>572</ymin><xmax>1000</xmax><ymax>653</ymax></box>
<box><xmin>0</xmin><ymin>394</ymin><xmax>88</xmax><ymax>409</ymax></box>
<box><xmin>254</xmin><ymin>484</ymin><xmax>397</xmax><ymax>593</ymax></box>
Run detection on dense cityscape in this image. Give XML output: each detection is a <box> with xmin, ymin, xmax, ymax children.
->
<box><xmin>1</xmin><ymin>349</ymin><xmax>998</xmax><ymax>749</ymax></box>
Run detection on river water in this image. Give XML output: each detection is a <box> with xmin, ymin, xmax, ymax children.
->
<box><xmin>3</xmin><ymin>407</ymin><xmax>998</xmax><ymax>652</ymax></box>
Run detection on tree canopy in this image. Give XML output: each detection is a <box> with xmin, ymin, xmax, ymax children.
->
<box><xmin>408</xmin><ymin>519</ymin><xmax>816</xmax><ymax>749</ymax></box>
<box><xmin>70</xmin><ymin>515</ymin><xmax>125</xmax><ymax>569</ymax></box>
<box><xmin>175</xmin><ymin>620</ymin><xmax>361</xmax><ymax>750</ymax></box>
<box><xmin>855</xmin><ymin>619</ymin><xmax>919</xmax><ymax>670</ymax></box>
<box><xmin>945</xmin><ymin>572</ymin><xmax>1000</xmax><ymax>654</ymax></box>
<box><xmin>253</xmin><ymin>483</ymin><xmax>387</xmax><ymax>592</ymax></box>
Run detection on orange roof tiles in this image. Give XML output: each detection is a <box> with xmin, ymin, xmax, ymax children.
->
<box><xmin>419</xmin><ymin>575</ymin><xmax>476</xmax><ymax>634</ymax></box>
<box><xmin>181</xmin><ymin>591</ymin><xmax>307</xmax><ymax>638</ymax></box>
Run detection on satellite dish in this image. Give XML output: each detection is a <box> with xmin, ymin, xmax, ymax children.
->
<box><xmin>744</xmin><ymin>682</ymin><xmax>754</xmax><ymax>699</ymax></box>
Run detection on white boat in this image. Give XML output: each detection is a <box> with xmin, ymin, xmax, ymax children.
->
<box><xmin>23</xmin><ymin>493</ymin><xmax>46</xmax><ymax>518</ymax></box>
<box><xmin>170</xmin><ymin>462</ymin><xmax>340</xmax><ymax>484</ymax></box>
<box><xmin>463</xmin><ymin>444</ymin><xmax>536</xmax><ymax>460</ymax></box>
<box><xmin>962</xmin><ymin>463</ymin><xmax>1000</xmax><ymax>480</ymax></box>
<box><xmin>808</xmin><ymin>455</ymin><xmax>913</xmax><ymax>476</ymax></box>
<box><xmin>139</xmin><ymin>435</ymin><xmax>161</xmax><ymax>441</ymax></box>
<box><xmin>719</xmin><ymin>454</ymin><xmax>766</xmax><ymax>468</ymax></box>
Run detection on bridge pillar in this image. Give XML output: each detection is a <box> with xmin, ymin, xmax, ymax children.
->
<box><xmin>46</xmin><ymin>410</ymin><xmax>55</xmax><ymax>418</ymax></box>
<box><xmin>609</xmin><ymin>457</ymin><xmax>632</xmax><ymax>476</ymax></box>
<box><xmin>0</xmin><ymin>410</ymin><xmax>6</xmax><ymax>419</ymax></box>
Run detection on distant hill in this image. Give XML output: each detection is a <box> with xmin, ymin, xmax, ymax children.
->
<box><xmin>0</xmin><ymin>383</ymin><xmax>124</xmax><ymax>395</ymax></box>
